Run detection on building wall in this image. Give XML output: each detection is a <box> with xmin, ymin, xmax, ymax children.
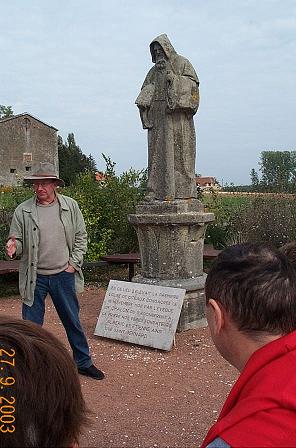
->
<box><xmin>0</xmin><ymin>114</ymin><xmax>58</xmax><ymax>186</ymax></box>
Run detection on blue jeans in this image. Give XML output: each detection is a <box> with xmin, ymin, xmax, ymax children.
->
<box><xmin>22</xmin><ymin>271</ymin><xmax>92</xmax><ymax>369</ymax></box>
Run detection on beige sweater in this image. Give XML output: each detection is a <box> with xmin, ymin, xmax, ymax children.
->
<box><xmin>37</xmin><ymin>201</ymin><xmax>69</xmax><ymax>274</ymax></box>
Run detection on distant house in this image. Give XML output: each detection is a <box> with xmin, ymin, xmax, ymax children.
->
<box><xmin>0</xmin><ymin>113</ymin><xmax>58</xmax><ymax>186</ymax></box>
<box><xmin>196</xmin><ymin>176</ymin><xmax>220</xmax><ymax>190</ymax></box>
<box><xmin>95</xmin><ymin>171</ymin><xmax>106</xmax><ymax>182</ymax></box>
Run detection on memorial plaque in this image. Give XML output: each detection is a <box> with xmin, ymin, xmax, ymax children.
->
<box><xmin>94</xmin><ymin>280</ymin><xmax>186</xmax><ymax>351</ymax></box>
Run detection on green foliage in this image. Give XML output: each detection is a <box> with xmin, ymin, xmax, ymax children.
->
<box><xmin>251</xmin><ymin>150</ymin><xmax>296</xmax><ymax>193</ymax></box>
<box><xmin>63</xmin><ymin>171</ymin><xmax>112</xmax><ymax>261</ymax></box>
<box><xmin>0</xmin><ymin>186</ymin><xmax>32</xmax><ymax>258</ymax></box>
<box><xmin>58</xmin><ymin>133</ymin><xmax>97</xmax><ymax>186</ymax></box>
<box><xmin>250</xmin><ymin>168</ymin><xmax>259</xmax><ymax>191</ymax></box>
<box><xmin>203</xmin><ymin>191</ymin><xmax>250</xmax><ymax>248</ymax></box>
<box><xmin>2</xmin><ymin>180</ymin><xmax>296</xmax><ymax>266</ymax></box>
<box><xmin>204</xmin><ymin>192</ymin><xmax>296</xmax><ymax>249</ymax></box>
<box><xmin>222</xmin><ymin>184</ymin><xmax>252</xmax><ymax>192</ymax></box>
<box><xmin>99</xmin><ymin>155</ymin><xmax>147</xmax><ymax>254</ymax></box>
<box><xmin>64</xmin><ymin>155</ymin><xmax>147</xmax><ymax>260</ymax></box>
<box><xmin>0</xmin><ymin>105</ymin><xmax>13</xmax><ymax>119</ymax></box>
<box><xmin>0</xmin><ymin>275</ymin><xmax>19</xmax><ymax>297</ymax></box>
<box><xmin>0</xmin><ymin>186</ymin><xmax>32</xmax><ymax>208</ymax></box>
<box><xmin>0</xmin><ymin>158</ymin><xmax>146</xmax><ymax>262</ymax></box>
<box><xmin>196</xmin><ymin>184</ymin><xmax>203</xmax><ymax>200</ymax></box>
<box><xmin>0</xmin><ymin>221</ymin><xmax>9</xmax><ymax>259</ymax></box>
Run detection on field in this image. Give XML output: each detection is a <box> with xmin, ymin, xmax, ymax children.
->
<box><xmin>203</xmin><ymin>191</ymin><xmax>296</xmax><ymax>249</ymax></box>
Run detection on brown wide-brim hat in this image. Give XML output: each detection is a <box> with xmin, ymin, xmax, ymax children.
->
<box><xmin>24</xmin><ymin>162</ymin><xmax>65</xmax><ymax>187</ymax></box>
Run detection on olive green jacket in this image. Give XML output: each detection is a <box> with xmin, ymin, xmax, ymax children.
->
<box><xmin>8</xmin><ymin>194</ymin><xmax>87</xmax><ymax>306</ymax></box>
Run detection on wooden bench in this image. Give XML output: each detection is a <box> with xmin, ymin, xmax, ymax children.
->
<box><xmin>0</xmin><ymin>245</ymin><xmax>221</xmax><ymax>281</ymax></box>
<box><xmin>101</xmin><ymin>245</ymin><xmax>221</xmax><ymax>281</ymax></box>
<box><xmin>101</xmin><ymin>253</ymin><xmax>141</xmax><ymax>281</ymax></box>
<box><xmin>0</xmin><ymin>260</ymin><xmax>20</xmax><ymax>275</ymax></box>
<box><xmin>0</xmin><ymin>260</ymin><xmax>109</xmax><ymax>276</ymax></box>
<box><xmin>203</xmin><ymin>245</ymin><xmax>221</xmax><ymax>260</ymax></box>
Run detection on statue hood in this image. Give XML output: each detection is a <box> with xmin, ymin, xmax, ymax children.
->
<box><xmin>150</xmin><ymin>34</ymin><xmax>177</xmax><ymax>63</ymax></box>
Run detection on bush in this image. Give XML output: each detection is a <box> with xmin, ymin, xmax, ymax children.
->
<box><xmin>0</xmin><ymin>160</ymin><xmax>147</xmax><ymax>262</ymax></box>
<box><xmin>0</xmin><ymin>186</ymin><xmax>32</xmax><ymax>259</ymax></box>
<box><xmin>3</xmin><ymin>177</ymin><xmax>296</xmax><ymax>263</ymax></box>
<box><xmin>64</xmin><ymin>156</ymin><xmax>147</xmax><ymax>260</ymax></box>
<box><xmin>204</xmin><ymin>192</ymin><xmax>296</xmax><ymax>248</ymax></box>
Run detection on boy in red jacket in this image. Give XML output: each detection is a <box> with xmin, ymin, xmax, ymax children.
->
<box><xmin>202</xmin><ymin>243</ymin><xmax>296</xmax><ymax>448</ymax></box>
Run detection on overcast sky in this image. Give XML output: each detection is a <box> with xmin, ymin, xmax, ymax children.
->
<box><xmin>1</xmin><ymin>0</ymin><xmax>295</xmax><ymax>185</ymax></box>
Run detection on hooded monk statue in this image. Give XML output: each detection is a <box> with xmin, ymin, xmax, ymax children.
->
<box><xmin>136</xmin><ymin>34</ymin><xmax>200</xmax><ymax>202</ymax></box>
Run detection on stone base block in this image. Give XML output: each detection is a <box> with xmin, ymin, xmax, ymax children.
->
<box><xmin>132</xmin><ymin>274</ymin><xmax>208</xmax><ymax>332</ymax></box>
<box><xmin>135</xmin><ymin>198</ymin><xmax>204</xmax><ymax>214</ymax></box>
<box><xmin>177</xmin><ymin>289</ymin><xmax>208</xmax><ymax>332</ymax></box>
<box><xmin>128</xmin><ymin>198</ymin><xmax>214</xmax><ymax>332</ymax></box>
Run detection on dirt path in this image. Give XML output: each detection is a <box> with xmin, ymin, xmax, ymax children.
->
<box><xmin>0</xmin><ymin>286</ymin><xmax>238</xmax><ymax>447</ymax></box>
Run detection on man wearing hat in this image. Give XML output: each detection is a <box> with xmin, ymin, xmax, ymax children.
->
<box><xmin>5</xmin><ymin>162</ymin><xmax>104</xmax><ymax>380</ymax></box>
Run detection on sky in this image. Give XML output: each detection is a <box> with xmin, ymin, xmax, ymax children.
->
<box><xmin>1</xmin><ymin>0</ymin><xmax>295</xmax><ymax>185</ymax></box>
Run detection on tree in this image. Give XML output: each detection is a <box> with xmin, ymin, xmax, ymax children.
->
<box><xmin>250</xmin><ymin>168</ymin><xmax>260</xmax><ymax>192</ymax></box>
<box><xmin>251</xmin><ymin>150</ymin><xmax>296</xmax><ymax>193</ymax></box>
<box><xmin>58</xmin><ymin>133</ymin><xmax>97</xmax><ymax>185</ymax></box>
<box><xmin>0</xmin><ymin>105</ymin><xmax>13</xmax><ymax>119</ymax></box>
<box><xmin>87</xmin><ymin>154</ymin><xmax>97</xmax><ymax>172</ymax></box>
<box><xmin>260</xmin><ymin>151</ymin><xmax>293</xmax><ymax>192</ymax></box>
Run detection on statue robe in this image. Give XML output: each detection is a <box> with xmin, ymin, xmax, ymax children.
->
<box><xmin>136</xmin><ymin>34</ymin><xmax>200</xmax><ymax>201</ymax></box>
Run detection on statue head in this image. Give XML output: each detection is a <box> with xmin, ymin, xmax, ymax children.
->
<box><xmin>151</xmin><ymin>42</ymin><xmax>167</xmax><ymax>71</ymax></box>
<box><xmin>152</xmin><ymin>42</ymin><xmax>166</xmax><ymax>62</ymax></box>
<box><xmin>150</xmin><ymin>34</ymin><xmax>177</xmax><ymax>64</ymax></box>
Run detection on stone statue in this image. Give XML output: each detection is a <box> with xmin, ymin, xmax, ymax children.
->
<box><xmin>130</xmin><ymin>35</ymin><xmax>214</xmax><ymax>331</ymax></box>
<box><xmin>136</xmin><ymin>34</ymin><xmax>200</xmax><ymax>201</ymax></box>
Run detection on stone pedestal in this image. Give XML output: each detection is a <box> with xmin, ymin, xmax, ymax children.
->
<box><xmin>128</xmin><ymin>199</ymin><xmax>215</xmax><ymax>331</ymax></box>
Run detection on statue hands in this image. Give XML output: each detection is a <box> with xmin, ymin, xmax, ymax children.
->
<box><xmin>166</xmin><ymin>70</ymin><xmax>174</xmax><ymax>84</ymax></box>
<box><xmin>166</xmin><ymin>70</ymin><xmax>177</xmax><ymax>111</ymax></box>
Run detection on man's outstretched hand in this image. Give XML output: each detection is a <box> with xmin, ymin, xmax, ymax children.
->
<box><xmin>6</xmin><ymin>236</ymin><xmax>17</xmax><ymax>258</ymax></box>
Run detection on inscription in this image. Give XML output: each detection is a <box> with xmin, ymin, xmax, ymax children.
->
<box><xmin>94</xmin><ymin>280</ymin><xmax>185</xmax><ymax>351</ymax></box>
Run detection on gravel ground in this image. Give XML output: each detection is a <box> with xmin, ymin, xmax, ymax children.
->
<box><xmin>0</xmin><ymin>285</ymin><xmax>238</xmax><ymax>448</ymax></box>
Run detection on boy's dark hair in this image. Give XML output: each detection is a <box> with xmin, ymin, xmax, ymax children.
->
<box><xmin>0</xmin><ymin>316</ymin><xmax>88</xmax><ymax>448</ymax></box>
<box><xmin>205</xmin><ymin>243</ymin><xmax>296</xmax><ymax>336</ymax></box>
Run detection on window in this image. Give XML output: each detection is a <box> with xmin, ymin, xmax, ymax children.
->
<box><xmin>25</xmin><ymin>166</ymin><xmax>31</xmax><ymax>171</ymax></box>
<box><xmin>23</xmin><ymin>117</ymin><xmax>31</xmax><ymax>130</ymax></box>
<box><xmin>23</xmin><ymin>152</ymin><xmax>32</xmax><ymax>162</ymax></box>
<box><xmin>10</xmin><ymin>168</ymin><xmax>16</xmax><ymax>173</ymax></box>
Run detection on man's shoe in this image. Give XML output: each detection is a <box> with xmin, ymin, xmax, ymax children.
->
<box><xmin>78</xmin><ymin>364</ymin><xmax>105</xmax><ymax>380</ymax></box>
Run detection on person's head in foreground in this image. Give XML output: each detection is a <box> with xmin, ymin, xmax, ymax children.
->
<box><xmin>280</xmin><ymin>240</ymin><xmax>296</xmax><ymax>269</ymax></box>
<box><xmin>0</xmin><ymin>317</ymin><xmax>88</xmax><ymax>448</ymax></box>
<box><xmin>202</xmin><ymin>243</ymin><xmax>296</xmax><ymax>448</ymax></box>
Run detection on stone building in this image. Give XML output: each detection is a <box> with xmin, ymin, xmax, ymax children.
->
<box><xmin>0</xmin><ymin>113</ymin><xmax>58</xmax><ymax>186</ymax></box>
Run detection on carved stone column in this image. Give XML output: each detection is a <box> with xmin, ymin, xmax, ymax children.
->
<box><xmin>128</xmin><ymin>199</ymin><xmax>214</xmax><ymax>331</ymax></box>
